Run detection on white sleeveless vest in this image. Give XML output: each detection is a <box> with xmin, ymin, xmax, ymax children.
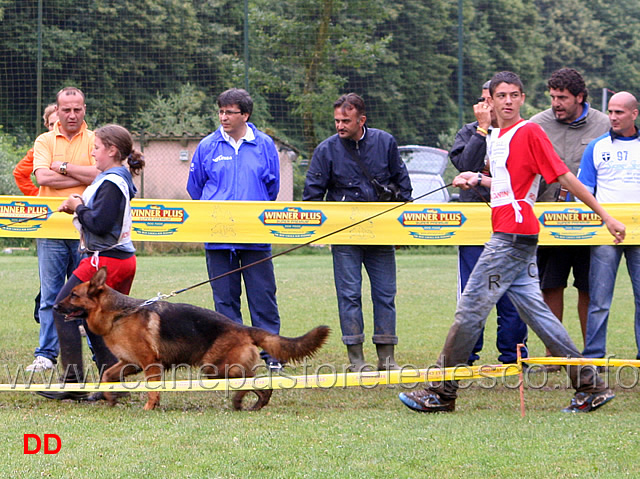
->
<box><xmin>488</xmin><ymin>121</ymin><xmax>540</xmax><ymax>223</ymax></box>
<box><xmin>72</xmin><ymin>173</ymin><xmax>133</xmax><ymax>268</ymax></box>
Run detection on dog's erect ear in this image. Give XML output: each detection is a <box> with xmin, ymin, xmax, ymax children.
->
<box><xmin>88</xmin><ymin>266</ymin><xmax>108</xmax><ymax>296</ymax></box>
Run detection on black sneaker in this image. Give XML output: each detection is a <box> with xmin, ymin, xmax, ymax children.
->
<box><xmin>36</xmin><ymin>390</ymin><xmax>91</xmax><ymax>401</ymax></box>
<box><xmin>84</xmin><ymin>391</ymin><xmax>131</xmax><ymax>402</ymax></box>
<box><xmin>398</xmin><ymin>390</ymin><xmax>455</xmax><ymax>413</ymax></box>
<box><xmin>562</xmin><ymin>389</ymin><xmax>615</xmax><ymax>413</ymax></box>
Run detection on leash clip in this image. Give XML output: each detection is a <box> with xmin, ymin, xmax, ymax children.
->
<box><xmin>140</xmin><ymin>292</ymin><xmax>173</xmax><ymax>307</ymax></box>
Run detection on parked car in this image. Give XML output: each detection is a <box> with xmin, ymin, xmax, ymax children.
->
<box><xmin>406</xmin><ymin>171</ymin><xmax>450</xmax><ymax>203</ymax></box>
<box><xmin>398</xmin><ymin>145</ymin><xmax>454</xmax><ymax>203</ymax></box>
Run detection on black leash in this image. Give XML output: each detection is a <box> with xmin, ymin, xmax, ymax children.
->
<box><xmin>0</xmin><ymin>210</ymin><xmax>53</xmax><ymax>230</ymax></box>
<box><xmin>140</xmin><ymin>182</ymin><xmax>454</xmax><ymax>305</ymax></box>
<box><xmin>469</xmin><ymin>182</ymin><xmax>491</xmax><ymax>208</ymax></box>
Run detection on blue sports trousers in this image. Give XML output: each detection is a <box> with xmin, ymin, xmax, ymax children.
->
<box><xmin>205</xmin><ymin>249</ymin><xmax>281</xmax><ymax>363</ymax></box>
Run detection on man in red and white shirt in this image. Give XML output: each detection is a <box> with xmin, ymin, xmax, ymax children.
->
<box><xmin>399</xmin><ymin>71</ymin><xmax>625</xmax><ymax>414</ymax></box>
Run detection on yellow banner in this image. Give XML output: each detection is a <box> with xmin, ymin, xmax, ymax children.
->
<box><xmin>1</xmin><ymin>195</ymin><xmax>639</xmax><ymax>245</ymax></box>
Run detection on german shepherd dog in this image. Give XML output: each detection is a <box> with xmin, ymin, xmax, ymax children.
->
<box><xmin>54</xmin><ymin>267</ymin><xmax>330</xmax><ymax>411</ymax></box>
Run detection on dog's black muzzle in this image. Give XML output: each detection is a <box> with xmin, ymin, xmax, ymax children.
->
<box><xmin>53</xmin><ymin>303</ymin><xmax>88</xmax><ymax>321</ymax></box>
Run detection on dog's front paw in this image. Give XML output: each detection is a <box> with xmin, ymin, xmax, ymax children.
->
<box><xmin>103</xmin><ymin>391</ymin><xmax>119</xmax><ymax>406</ymax></box>
<box><xmin>143</xmin><ymin>392</ymin><xmax>160</xmax><ymax>410</ymax></box>
<box><xmin>232</xmin><ymin>389</ymin><xmax>273</xmax><ymax>411</ymax></box>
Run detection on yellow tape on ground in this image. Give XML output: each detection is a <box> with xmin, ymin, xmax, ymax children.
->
<box><xmin>0</xmin><ymin>364</ymin><xmax>521</xmax><ymax>392</ymax></box>
<box><xmin>525</xmin><ymin>357</ymin><xmax>640</xmax><ymax>368</ymax></box>
<box><xmin>10</xmin><ymin>357</ymin><xmax>637</xmax><ymax>393</ymax></box>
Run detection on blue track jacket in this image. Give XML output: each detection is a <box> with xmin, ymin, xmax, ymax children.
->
<box><xmin>187</xmin><ymin>123</ymin><xmax>280</xmax><ymax>250</ymax></box>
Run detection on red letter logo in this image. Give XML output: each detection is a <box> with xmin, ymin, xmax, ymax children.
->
<box><xmin>23</xmin><ymin>434</ymin><xmax>41</xmax><ymax>454</ymax></box>
<box><xmin>44</xmin><ymin>434</ymin><xmax>61</xmax><ymax>454</ymax></box>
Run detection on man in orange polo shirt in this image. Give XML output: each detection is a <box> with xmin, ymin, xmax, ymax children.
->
<box><xmin>27</xmin><ymin>87</ymin><xmax>98</xmax><ymax>373</ymax></box>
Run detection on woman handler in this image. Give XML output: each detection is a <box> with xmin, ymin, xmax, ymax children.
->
<box><xmin>38</xmin><ymin>124</ymin><xmax>144</xmax><ymax>401</ymax></box>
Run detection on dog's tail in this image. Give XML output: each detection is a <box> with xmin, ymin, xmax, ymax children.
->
<box><xmin>248</xmin><ymin>326</ymin><xmax>330</xmax><ymax>363</ymax></box>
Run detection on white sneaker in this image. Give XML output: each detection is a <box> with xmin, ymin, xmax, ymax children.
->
<box><xmin>26</xmin><ymin>356</ymin><xmax>55</xmax><ymax>372</ymax></box>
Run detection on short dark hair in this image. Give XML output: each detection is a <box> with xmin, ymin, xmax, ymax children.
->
<box><xmin>56</xmin><ymin>86</ymin><xmax>85</xmax><ymax>104</ymax></box>
<box><xmin>489</xmin><ymin>71</ymin><xmax>524</xmax><ymax>96</ymax></box>
<box><xmin>547</xmin><ymin>68</ymin><xmax>588</xmax><ymax>102</ymax></box>
<box><xmin>218</xmin><ymin>88</ymin><xmax>253</xmax><ymax>118</ymax></box>
<box><xmin>334</xmin><ymin>93</ymin><xmax>366</xmax><ymax>117</ymax></box>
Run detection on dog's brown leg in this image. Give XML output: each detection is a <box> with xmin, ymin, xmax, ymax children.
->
<box><xmin>142</xmin><ymin>363</ymin><xmax>163</xmax><ymax>410</ymax></box>
<box><xmin>218</xmin><ymin>352</ymin><xmax>274</xmax><ymax>411</ymax></box>
<box><xmin>232</xmin><ymin>389</ymin><xmax>273</xmax><ymax>411</ymax></box>
<box><xmin>100</xmin><ymin>360</ymin><xmax>136</xmax><ymax>406</ymax></box>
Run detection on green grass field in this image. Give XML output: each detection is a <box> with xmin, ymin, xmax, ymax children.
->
<box><xmin>1</xmin><ymin>252</ymin><xmax>639</xmax><ymax>478</ymax></box>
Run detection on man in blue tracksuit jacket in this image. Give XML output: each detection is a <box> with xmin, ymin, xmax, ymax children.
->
<box><xmin>187</xmin><ymin>88</ymin><xmax>283</xmax><ymax>369</ymax></box>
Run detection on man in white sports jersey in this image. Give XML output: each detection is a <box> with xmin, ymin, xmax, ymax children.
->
<box><xmin>579</xmin><ymin>91</ymin><xmax>640</xmax><ymax>360</ymax></box>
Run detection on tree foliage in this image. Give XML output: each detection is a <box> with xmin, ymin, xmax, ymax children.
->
<box><xmin>0</xmin><ymin>127</ymin><xmax>22</xmax><ymax>195</ymax></box>
<box><xmin>132</xmin><ymin>84</ymin><xmax>217</xmax><ymax>136</ymax></box>
<box><xmin>1</xmin><ymin>0</ymin><xmax>640</xmax><ymax>163</ymax></box>
<box><xmin>248</xmin><ymin>0</ymin><xmax>396</xmax><ymax>152</ymax></box>
<box><xmin>364</xmin><ymin>0</ymin><xmax>457</xmax><ymax>145</ymax></box>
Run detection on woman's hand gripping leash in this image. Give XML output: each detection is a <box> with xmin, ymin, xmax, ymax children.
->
<box><xmin>58</xmin><ymin>194</ymin><xmax>83</xmax><ymax>215</ymax></box>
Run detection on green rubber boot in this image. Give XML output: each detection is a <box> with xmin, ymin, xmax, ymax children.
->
<box><xmin>346</xmin><ymin>344</ymin><xmax>367</xmax><ymax>372</ymax></box>
<box><xmin>376</xmin><ymin>344</ymin><xmax>399</xmax><ymax>371</ymax></box>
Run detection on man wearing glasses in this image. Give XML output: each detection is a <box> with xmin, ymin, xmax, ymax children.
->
<box><xmin>187</xmin><ymin>88</ymin><xmax>283</xmax><ymax>370</ymax></box>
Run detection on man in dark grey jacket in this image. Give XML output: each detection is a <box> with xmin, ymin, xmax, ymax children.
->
<box><xmin>303</xmin><ymin>93</ymin><xmax>412</xmax><ymax>371</ymax></box>
<box><xmin>449</xmin><ymin>81</ymin><xmax>528</xmax><ymax>365</ymax></box>
<box><xmin>530</xmin><ymin>68</ymin><xmax>610</xmax><ymax>355</ymax></box>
